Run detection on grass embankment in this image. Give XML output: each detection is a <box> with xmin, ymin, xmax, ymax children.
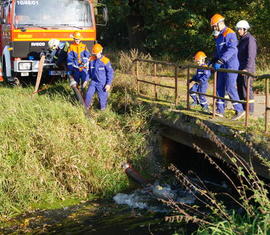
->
<box><xmin>114</xmin><ymin>50</ymin><xmax>270</xmax><ymax>234</ymax></box>
<box><xmin>0</xmin><ymin>74</ymin><xmax>154</xmax><ymax>217</ymax></box>
<box><xmin>1</xmin><ymin>50</ymin><xmax>269</xmax><ymax>233</ymax></box>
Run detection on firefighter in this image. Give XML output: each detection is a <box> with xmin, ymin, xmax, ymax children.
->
<box><xmin>85</xmin><ymin>43</ymin><xmax>114</xmax><ymax>110</ymax></box>
<box><xmin>210</xmin><ymin>14</ymin><xmax>245</xmax><ymax>120</ymax></box>
<box><xmin>47</xmin><ymin>38</ymin><xmax>69</xmax><ymax>68</ymax></box>
<box><xmin>236</xmin><ymin>20</ymin><xmax>257</xmax><ymax>115</ymax></box>
<box><xmin>67</xmin><ymin>31</ymin><xmax>90</xmax><ymax>88</ymax></box>
<box><xmin>189</xmin><ymin>51</ymin><xmax>211</xmax><ymax>113</ymax></box>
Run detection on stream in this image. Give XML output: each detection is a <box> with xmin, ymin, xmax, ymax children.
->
<box><xmin>1</xmin><ymin>176</ymin><xmax>230</xmax><ymax>235</ymax></box>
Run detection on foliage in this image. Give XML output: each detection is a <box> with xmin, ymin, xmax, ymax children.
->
<box><xmin>101</xmin><ymin>0</ymin><xmax>270</xmax><ymax>60</ymax></box>
<box><xmin>163</xmin><ymin>121</ymin><xmax>270</xmax><ymax>234</ymax></box>
<box><xmin>118</xmin><ymin>49</ymin><xmax>152</xmax><ymax>74</ymax></box>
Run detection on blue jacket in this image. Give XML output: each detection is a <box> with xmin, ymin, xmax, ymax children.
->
<box><xmin>89</xmin><ymin>55</ymin><xmax>114</xmax><ymax>85</ymax></box>
<box><xmin>191</xmin><ymin>65</ymin><xmax>211</xmax><ymax>83</ymax></box>
<box><xmin>214</xmin><ymin>27</ymin><xmax>239</xmax><ymax>69</ymax></box>
<box><xmin>237</xmin><ymin>32</ymin><xmax>257</xmax><ymax>73</ymax></box>
<box><xmin>67</xmin><ymin>42</ymin><xmax>90</xmax><ymax>71</ymax></box>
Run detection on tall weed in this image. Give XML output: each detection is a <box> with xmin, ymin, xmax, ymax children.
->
<box><xmin>164</xmin><ymin>121</ymin><xmax>270</xmax><ymax>234</ymax></box>
<box><xmin>0</xmin><ymin>80</ymin><xmax>153</xmax><ymax>216</ymax></box>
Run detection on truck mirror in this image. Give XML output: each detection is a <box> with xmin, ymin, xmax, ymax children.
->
<box><xmin>95</xmin><ymin>4</ymin><xmax>108</xmax><ymax>26</ymax></box>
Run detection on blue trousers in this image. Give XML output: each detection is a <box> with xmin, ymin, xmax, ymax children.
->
<box><xmin>237</xmin><ymin>74</ymin><xmax>254</xmax><ymax>113</ymax></box>
<box><xmin>190</xmin><ymin>82</ymin><xmax>208</xmax><ymax>108</ymax></box>
<box><xmin>72</xmin><ymin>69</ymin><xmax>89</xmax><ymax>85</ymax></box>
<box><xmin>216</xmin><ymin>71</ymin><xmax>244</xmax><ymax>114</ymax></box>
<box><xmin>85</xmin><ymin>82</ymin><xmax>108</xmax><ymax>110</ymax></box>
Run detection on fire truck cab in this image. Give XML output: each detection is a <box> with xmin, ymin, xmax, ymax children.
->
<box><xmin>0</xmin><ymin>0</ymin><xmax>106</xmax><ymax>84</ymax></box>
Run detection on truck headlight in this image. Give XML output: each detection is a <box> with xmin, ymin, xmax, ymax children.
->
<box><xmin>18</xmin><ymin>62</ymin><xmax>32</xmax><ymax>71</ymax></box>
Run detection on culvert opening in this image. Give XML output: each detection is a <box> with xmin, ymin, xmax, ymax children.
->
<box><xmin>161</xmin><ymin>136</ymin><xmax>238</xmax><ymax>185</ymax></box>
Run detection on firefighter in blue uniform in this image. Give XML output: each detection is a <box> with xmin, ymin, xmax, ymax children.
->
<box><xmin>67</xmin><ymin>31</ymin><xmax>90</xmax><ymax>88</ymax></box>
<box><xmin>85</xmin><ymin>43</ymin><xmax>114</xmax><ymax>110</ymax></box>
<box><xmin>236</xmin><ymin>20</ymin><xmax>257</xmax><ymax>115</ymax></box>
<box><xmin>47</xmin><ymin>38</ymin><xmax>69</xmax><ymax>68</ymax></box>
<box><xmin>211</xmin><ymin>14</ymin><xmax>245</xmax><ymax>120</ymax></box>
<box><xmin>189</xmin><ymin>51</ymin><xmax>211</xmax><ymax>113</ymax></box>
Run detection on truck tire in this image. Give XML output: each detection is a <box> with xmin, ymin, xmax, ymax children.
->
<box><xmin>2</xmin><ymin>57</ymin><xmax>20</xmax><ymax>86</ymax></box>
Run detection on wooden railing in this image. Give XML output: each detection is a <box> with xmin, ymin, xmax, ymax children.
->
<box><xmin>133</xmin><ymin>59</ymin><xmax>270</xmax><ymax>132</ymax></box>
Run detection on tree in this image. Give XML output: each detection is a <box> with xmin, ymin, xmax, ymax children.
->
<box><xmin>100</xmin><ymin>0</ymin><xmax>269</xmax><ymax>60</ymax></box>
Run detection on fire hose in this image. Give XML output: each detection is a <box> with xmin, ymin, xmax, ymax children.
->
<box><xmin>68</xmin><ymin>74</ymin><xmax>90</xmax><ymax>118</ymax></box>
<box><xmin>121</xmin><ymin>162</ymin><xmax>178</xmax><ymax>200</ymax></box>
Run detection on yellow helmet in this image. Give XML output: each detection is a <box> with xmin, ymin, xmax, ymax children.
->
<box><xmin>194</xmin><ymin>51</ymin><xmax>207</xmax><ymax>61</ymax></box>
<box><xmin>72</xmin><ymin>31</ymin><xmax>82</xmax><ymax>40</ymax></box>
<box><xmin>92</xmin><ymin>43</ymin><xmax>103</xmax><ymax>54</ymax></box>
<box><xmin>210</xmin><ymin>14</ymin><xmax>225</xmax><ymax>26</ymax></box>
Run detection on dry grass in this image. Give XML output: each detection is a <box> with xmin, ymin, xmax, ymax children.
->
<box><xmin>163</xmin><ymin>121</ymin><xmax>270</xmax><ymax>234</ymax></box>
<box><xmin>0</xmin><ymin>80</ymin><xmax>154</xmax><ymax>216</ymax></box>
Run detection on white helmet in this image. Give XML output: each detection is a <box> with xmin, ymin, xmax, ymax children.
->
<box><xmin>48</xmin><ymin>39</ymin><xmax>60</xmax><ymax>49</ymax></box>
<box><xmin>236</xmin><ymin>20</ymin><xmax>250</xmax><ymax>30</ymax></box>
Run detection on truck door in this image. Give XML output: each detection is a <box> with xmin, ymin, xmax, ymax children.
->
<box><xmin>0</xmin><ymin>1</ymin><xmax>7</xmax><ymax>55</ymax></box>
<box><xmin>2</xmin><ymin>1</ymin><xmax>12</xmax><ymax>49</ymax></box>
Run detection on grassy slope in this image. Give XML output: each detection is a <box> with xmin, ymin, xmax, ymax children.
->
<box><xmin>0</xmin><ymin>75</ymin><xmax>154</xmax><ymax>216</ymax></box>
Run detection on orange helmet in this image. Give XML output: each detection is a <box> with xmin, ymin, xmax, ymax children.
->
<box><xmin>210</xmin><ymin>14</ymin><xmax>225</xmax><ymax>26</ymax></box>
<box><xmin>92</xmin><ymin>43</ymin><xmax>103</xmax><ymax>54</ymax></box>
<box><xmin>194</xmin><ymin>51</ymin><xmax>207</xmax><ymax>61</ymax></box>
<box><xmin>72</xmin><ymin>31</ymin><xmax>82</xmax><ymax>40</ymax></box>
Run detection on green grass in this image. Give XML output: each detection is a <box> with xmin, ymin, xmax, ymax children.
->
<box><xmin>0</xmin><ymin>77</ymin><xmax>154</xmax><ymax>216</ymax></box>
<box><xmin>0</xmin><ymin>50</ymin><xmax>269</xmax><ymax>233</ymax></box>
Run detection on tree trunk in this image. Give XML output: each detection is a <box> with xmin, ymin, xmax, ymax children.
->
<box><xmin>126</xmin><ymin>0</ymin><xmax>145</xmax><ymax>49</ymax></box>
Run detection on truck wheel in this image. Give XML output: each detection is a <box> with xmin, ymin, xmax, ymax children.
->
<box><xmin>13</xmin><ymin>77</ymin><xmax>21</xmax><ymax>86</ymax></box>
<box><xmin>2</xmin><ymin>58</ymin><xmax>20</xmax><ymax>86</ymax></box>
<box><xmin>2</xmin><ymin>57</ymin><xmax>7</xmax><ymax>82</ymax></box>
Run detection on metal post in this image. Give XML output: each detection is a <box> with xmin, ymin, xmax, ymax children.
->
<box><xmin>154</xmin><ymin>63</ymin><xmax>157</xmax><ymax>100</ymax></box>
<box><xmin>265</xmin><ymin>78</ymin><xmax>269</xmax><ymax>132</ymax></box>
<box><xmin>136</xmin><ymin>60</ymin><xmax>139</xmax><ymax>94</ymax></box>
<box><xmin>175</xmin><ymin>65</ymin><xmax>178</xmax><ymax>106</ymax></box>
<box><xmin>212</xmin><ymin>71</ymin><xmax>217</xmax><ymax>117</ymax></box>
<box><xmin>245</xmin><ymin>76</ymin><xmax>250</xmax><ymax>127</ymax></box>
<box><xmin>187</xmin><ymin>67</ymin><xmax>190</xmax><ymax>109</ymax></box>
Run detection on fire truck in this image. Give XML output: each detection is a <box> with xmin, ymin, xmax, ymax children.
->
<box><xmin>0</xmin><ymin>0</ymin><xmax>107</xmax><ymax>84</ymax></box>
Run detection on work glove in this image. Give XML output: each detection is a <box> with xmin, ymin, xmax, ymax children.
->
<box><xmin>82</xmin><ymin>80</ymin><xmax>88</xmax><ymax>89</ymax></box>
<box><xmin>213</xmin><ymin>58</ymin><xmax>224</xmax><ymax>70</ymax></box>
<box><xmin>213</xmin><ymin>63</ymin><xmax>221</xmax><ymax>70</ymax></box>
<box><xmin>105</xmin><ymin>84</ymin><xmax>111</xmax><ymax>92</ymax></box>
<box><xmin>69</xmin><ymin>79</ymin><xmax>77</xmax><ymax>88</ymax></box>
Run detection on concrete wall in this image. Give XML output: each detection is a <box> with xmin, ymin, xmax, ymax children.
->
<box><xmin>153</xmin><ymin>112</ymin><xmax>270</xmax><ymax>180</ymax></box>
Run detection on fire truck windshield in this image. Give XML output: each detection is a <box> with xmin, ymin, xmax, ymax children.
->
<box><xmin>14</xmin><ymin>0</ymin><xmax>92</xmax><ymax>28</ymax></box>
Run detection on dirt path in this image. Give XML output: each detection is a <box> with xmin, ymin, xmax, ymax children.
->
<box><xmin>253</xmin><ymin>95</ymin><xmax>266</xmax><ymax>118</ymax></box>
<box><xmin>224</xmin><ymin>94</ymin><xmax>266</xmax><ymax>118</ymax></box>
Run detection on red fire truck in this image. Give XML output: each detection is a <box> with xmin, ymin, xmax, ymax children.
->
<box><xmin>0</xmin><ymin>0</ymin><xmax>107</xmax><ymax>84</ymax></box>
